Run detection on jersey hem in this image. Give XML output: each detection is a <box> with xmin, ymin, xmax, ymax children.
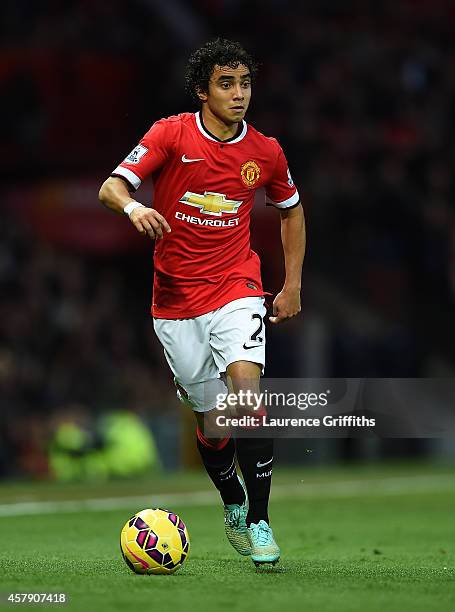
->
<box><xmin>152</xmin><ymin>290</ymin><xmax>272</xmax><ymax>320</ymax></box>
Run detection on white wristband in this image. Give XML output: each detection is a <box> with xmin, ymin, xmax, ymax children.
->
<box><xmin>123</xmin><ymin>201</ymin><xmax>144</xmax><ymax>217</ymax></box>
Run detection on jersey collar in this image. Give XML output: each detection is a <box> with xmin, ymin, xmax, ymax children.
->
<box><xmin>195</xmin><ymin>111</ymin><xmax>248</xmax><ymax>144</ymax></box>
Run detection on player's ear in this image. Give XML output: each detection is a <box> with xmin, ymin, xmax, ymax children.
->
<box><xmin>196</xmin><ymin>86</ymin><xmax>208</xmax><ymax>102</ymax></box>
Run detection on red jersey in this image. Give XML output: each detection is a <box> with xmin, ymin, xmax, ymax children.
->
<box><xmin>112</xmin><ymin>112</ymin><xmax>299</xmax><ymax>319</ymax></box>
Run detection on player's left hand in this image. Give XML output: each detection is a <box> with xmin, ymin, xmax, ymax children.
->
<box><xmin>269</xmin><ymin>287</ymin><xmax>301</xmax><ymax>324</ymax></box>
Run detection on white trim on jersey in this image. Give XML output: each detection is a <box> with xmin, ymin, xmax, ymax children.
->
<box><xmin>195</xmin><ymin>112</ymin><xmax>248</xmax><ymax>144</ymax></box>
<box><xmin>112</xmin><ymin>166</ymin><xmax>142</xmax><ymax>191</ymax></box>
<box><xmin>266</xmin><ymin>190</ymin><xmax>300</xmax><ymax>209</ymax></box>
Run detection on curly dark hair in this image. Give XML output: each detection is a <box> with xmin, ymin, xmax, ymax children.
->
<box><xmin>185</xmin><ymin>38</ymin><xmax>258</xmax><ymax>102</ymax></box>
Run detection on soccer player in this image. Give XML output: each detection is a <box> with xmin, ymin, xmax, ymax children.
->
<box><xmin>99</xmin><ymin>39</ymin><xmax>305</xmax><ymax>566</ymax></box>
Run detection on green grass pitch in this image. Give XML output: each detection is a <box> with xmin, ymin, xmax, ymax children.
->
<box><xmin>0</xmin><ymin>463</ymin><xmax>454</xmax><ymax>612</ymax></box>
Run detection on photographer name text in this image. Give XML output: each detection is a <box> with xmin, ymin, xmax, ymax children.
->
<box><xmin>215</xmin><ymin>414</ymin><xmax>376</xmax><ymax>428</ymax></box>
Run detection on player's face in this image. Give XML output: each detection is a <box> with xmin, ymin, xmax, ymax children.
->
<box><xmin>201</xmin><ymin>64</ymin><xmax>251</xmax><ymax>125</ymax></box>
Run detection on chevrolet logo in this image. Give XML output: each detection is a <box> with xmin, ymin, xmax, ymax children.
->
<box><xmin>179</xmin><ymin>191</ymin><xmax>242</xmax><ymax>216</ymax></box>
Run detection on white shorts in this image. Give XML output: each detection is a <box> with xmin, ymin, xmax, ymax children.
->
<box><xmin>153</xmin><ymin>296</ymin><xmax>266</xmax><ymax>412</ymax></box>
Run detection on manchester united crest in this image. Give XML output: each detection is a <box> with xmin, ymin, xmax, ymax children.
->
<box><xmin>240</xmin><ymin>160</ymin><xmax>261</xmax><ymax>188</ymax></box>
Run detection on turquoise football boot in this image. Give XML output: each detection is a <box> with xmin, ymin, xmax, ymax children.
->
<box><xmin>224</xmin><ymin>476</ymin><xmax>251</xmax><ymax>556</ymax></box>
<box><xmin>247</xmin><ymin>520</ymin><xmax>280</xmax><ymax>566</ymax></box>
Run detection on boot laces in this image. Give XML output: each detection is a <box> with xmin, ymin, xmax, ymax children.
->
<box><xmin>251</xmin><ymin>520</ymin><xmax>272</xmax><ymax>545</ymax></box>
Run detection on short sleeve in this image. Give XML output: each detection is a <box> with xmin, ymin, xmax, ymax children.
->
<box><xmin>111</xmin><ymin>119</ymin><xmax>174</xmax><ymax>191</ymax></box>
<box><xmin>265</xmin><ymin>142</ymin><xmax>300</xmax><ymax>209</ymax></box>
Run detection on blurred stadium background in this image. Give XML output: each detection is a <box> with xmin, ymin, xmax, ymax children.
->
<box><xmin>1</xmin><ymin>0</ymin><xmax>455</xmax><ymax>483</ymax></box>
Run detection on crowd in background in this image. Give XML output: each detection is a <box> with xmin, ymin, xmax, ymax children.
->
<box><xmin>1</xmin><ymin>0</ymin><xmax>454</xmax><ymax>476</ymax></box>
<box><xmin>0</xmin><ymin>217</ymin><xmax>180</xmax><ymax>477</ymax></box>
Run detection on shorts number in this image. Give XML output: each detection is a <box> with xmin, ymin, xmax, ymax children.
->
<box><xmin>250</xmin><ymin>313</ymin><xmax>264</xmax><ymax>343</ymax></box>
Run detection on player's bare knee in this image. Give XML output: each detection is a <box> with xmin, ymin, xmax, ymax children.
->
<box><xmin>226</xmin><ymin>361</ymin><xmax>261</xmax><ymax>393</ymax></box>
<box><xmin>227</xmin><ymin>359</ymin><xmax>261</xmax><ymax>378</ymax></box>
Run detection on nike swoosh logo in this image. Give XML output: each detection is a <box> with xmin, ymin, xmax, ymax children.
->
<box><xmin>242</xmin><ymin>343</ymin><xmax>262</xmax><ymax>350</ymax></box>
<box><xmin>257</xmin><ymin>458</ymin><xmax>273</xmax><ymax>468</ymax></box>
<box><xmin>181</xmin><ymin>154</ymin><xmax>205</xmax><ymax>163</ymax></box>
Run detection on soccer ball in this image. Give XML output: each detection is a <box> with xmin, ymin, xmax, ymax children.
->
<box><xmin>120</xmin><ymin>508</ymin><xmax>190</xmax><ymax>575</ymax></box>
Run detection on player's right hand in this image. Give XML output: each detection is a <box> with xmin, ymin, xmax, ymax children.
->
<box><xmin>129</xmin><ymin>206</ymin><xmax>171</xmax><ymax>239</ymax></box>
